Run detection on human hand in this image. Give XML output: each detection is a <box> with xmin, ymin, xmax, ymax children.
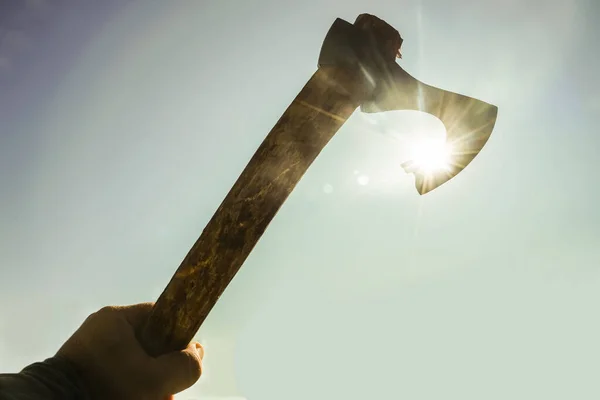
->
<box><xmin>56</xmin><ymin>302</ymin><xmax>204</xmax><ymax>400</ymax></box>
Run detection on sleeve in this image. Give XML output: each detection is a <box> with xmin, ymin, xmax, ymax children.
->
<box><xmin>0</xmin><ymin>357</ymin><xmax>91</xmax><ymax>400</ymax></box>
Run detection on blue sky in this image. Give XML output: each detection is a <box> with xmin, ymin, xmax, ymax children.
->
<box><xmin>1</xmin><ymin>1</ymin><xmax>599</xmax><ymax>399</ymax></box>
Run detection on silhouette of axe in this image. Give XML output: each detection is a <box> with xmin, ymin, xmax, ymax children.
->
<box><xmin>137</xmin><ymin>14</ymin><xmax>499</xmax><ymax>356</ymax></box>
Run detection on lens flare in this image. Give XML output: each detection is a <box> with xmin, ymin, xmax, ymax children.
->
<box><xmin>408</xmin><ymin>139</ymin><xmax>452</xmax><ymax>174</ymax></box>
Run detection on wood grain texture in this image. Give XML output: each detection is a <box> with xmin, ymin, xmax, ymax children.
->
<box><xmin>138</xmin><ymin>66</ymin><xmax>371</xmax><ymax>356</ymax></box>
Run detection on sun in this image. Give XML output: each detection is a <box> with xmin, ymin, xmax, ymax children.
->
<box><xmin>408</xmin><ymin>138</ymin><xmax>453</xmax><ymax>174</ymax></box>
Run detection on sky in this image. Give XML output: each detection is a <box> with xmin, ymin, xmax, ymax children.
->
<box><xmin>1</xmin><ymin>0</ymin><xmax>599</xmax><ymax>399</ymax></box>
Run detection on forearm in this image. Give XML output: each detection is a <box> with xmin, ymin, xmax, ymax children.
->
<box><xmin>0</xmin><ymin>357</ymin><xmax>90</xmax><ymax>400</ymax></box>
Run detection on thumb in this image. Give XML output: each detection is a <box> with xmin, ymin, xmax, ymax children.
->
<box><xmin>154</xmin><ymin>342</ymin><xmax>204</xmax><ymax>395</ymax></box>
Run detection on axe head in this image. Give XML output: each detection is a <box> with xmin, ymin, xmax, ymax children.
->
<box><xmin>318</xmin><ymin>14</ymin><xmax>499</xmax><ymax>195</ymax></box>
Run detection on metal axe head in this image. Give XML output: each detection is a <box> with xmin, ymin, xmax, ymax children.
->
<box><xmin>318</xmin><ymin>14</ymin><xmax>498</xmax><ymax>195</ymax></box>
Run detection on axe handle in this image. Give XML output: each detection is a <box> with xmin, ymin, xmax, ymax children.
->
<box><xmin>137</xmin><ymin>66</ymin><xmax>369</xmax><ymax>357</ymax></box>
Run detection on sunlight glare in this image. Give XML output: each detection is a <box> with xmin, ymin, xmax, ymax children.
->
<box><xmin>408</xmin><ymin>139</ymin><xmax>453</xmax><ymax>174</ymax></box>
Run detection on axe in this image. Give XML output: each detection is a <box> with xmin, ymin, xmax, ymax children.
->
<box><xmin>137</xmin><ymin>14</ymin><xmax>498</xmax><ymax>357</ymax></box>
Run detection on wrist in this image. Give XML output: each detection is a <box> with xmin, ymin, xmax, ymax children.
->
<box><xmin>23</xmin><ymin>356</ymin><xmax>92</xmax><ymax>400</ymax></box>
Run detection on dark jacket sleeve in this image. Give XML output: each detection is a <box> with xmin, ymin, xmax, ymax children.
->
<box><xmin>0</xmin><ymin>357</ymin><xmax>90</xmax><ymax>400</ymax></box>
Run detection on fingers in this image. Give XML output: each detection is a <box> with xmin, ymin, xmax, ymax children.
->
<box><xmin>112</xmin><ymin>302</ymin><xmax>205</xmax><ymax>396</ymax></box>
<box><xmin>115</xmin><ymin>302</ymin><xmax>155</xmax><ymax>328</ymax></box>
<box><xmin>153</xmin><ymin>342</ymin><xmax>204</xmax><ymax>395</ymax></box>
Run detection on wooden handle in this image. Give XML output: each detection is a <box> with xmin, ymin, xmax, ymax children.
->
<box><xmin>137</xmin><ymin>66</ymin><xmax>370</xmax><ymax>357</ymax></box>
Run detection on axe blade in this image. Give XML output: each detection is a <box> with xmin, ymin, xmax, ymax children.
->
<box><xmin>361</xmin><ymin>64</ymin><xmax>499</xmax><ymax>195</ymax></box>
<box><xmin>319</xmin><ymin>16</ymin><xmax>499</xmax><ymax>195</ymax></box>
